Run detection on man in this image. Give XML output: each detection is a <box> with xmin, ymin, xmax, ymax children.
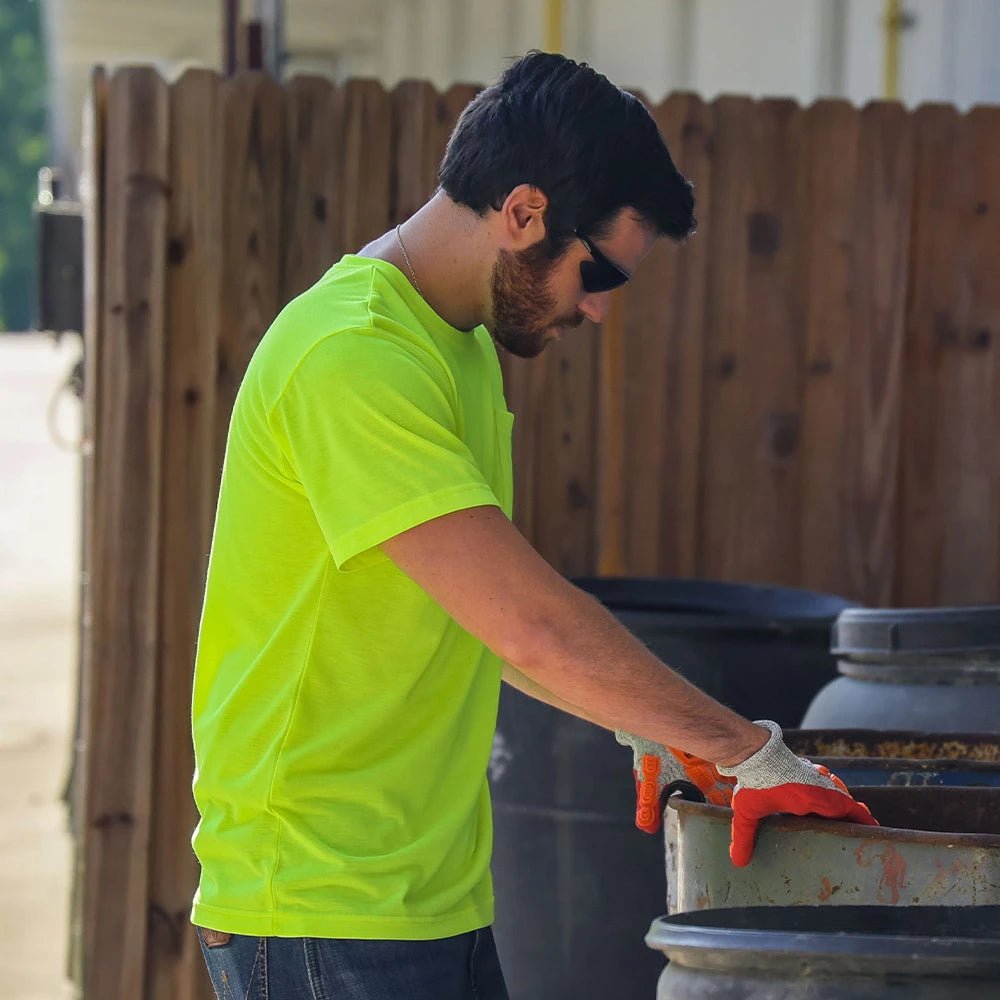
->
<box><xmin>190</xmin><ymin>51</ymin><xmax>875</xmax><ymax>1000</ymax></box>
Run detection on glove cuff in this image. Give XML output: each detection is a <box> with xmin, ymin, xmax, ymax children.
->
<box><xmin>716</xmin><ymin>720</ymin><xmax>800</xmax><ymax>788</ymax></box>
<box><xmin>615</xmin><ymin>729</ymin><xmax>670</xmax><ymax>762</ymax></box>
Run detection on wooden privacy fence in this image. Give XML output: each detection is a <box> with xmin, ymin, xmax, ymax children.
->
<box><xmin>79</xmin><ymin>65</ymin><xmax>1000</xmax><ymax>999</ymax></box>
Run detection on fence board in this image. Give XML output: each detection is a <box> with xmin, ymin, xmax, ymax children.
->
<box><xmin>282</xmin><ymin>75</ymin><xmax>342</xmax><ymax>302</ymax></box>
<box><xmin>340</xmin><ymin>79</ymin><xmax>393</xmax><ymax>252</ymax></box>
<box><xmin>72</xmin><ymin>63</ymin><xmax>108</xmax><ymax>994</ymax></box>
<box><xmin>897</xmin><ymin>105</ymin><xmax>1000</xmax><ymax>605</ymax></box>
<box><xmin>499</xmin><ymin>352</ymin><xmax>543</xmax><ymax>541</ymax></box>
<box><xmin>530</xmin><ymin>328</ymin><xmax>602</xmax><ymax>576</ymax></box>
<box><xmin>216</xmin><ymin>72</ymin><xmax>286</xmax><ymax>474</ymax></box>
<box><xmin>698</xmin><ymin>97</ymin><xmax>807</xmax><ymax>584</ymax></box>
<box><xmin>799</xmin><ymin>101</ymin><xmax>913</xmax><ymax>606</ymax></box>
<box><xmin>607</xmin><ymin>93</ymin><xmax>713</xmax><ymax>576</ymax></box>
<box><xmin>145</xmin><ymin>68</ymin><xmax>222</xmax><ymax>1000</ymax></box>
<box><xmin>596</xmin><ymin>287</ymin><xmax>627</xmax><ymax>575</ymax></box>
<box><xmin>830</xmin><ymin>102</ymin><xmax>911</xmax><ymax>605</ymax></box>
<box><xmin>392</xmin><ymin>80</ymin><xmax>442</xmax><ymax>223</ymax></box>
<box><xmin>83</xmin><ymin>66</ymin><xmax>169</xmax><ymax>1000</ymax></box>
<box><xmin>797</xmin><ymin>101</ymin><xmax>860</xmax><ymax>599</ymax></box>
<box><xmin>696</xmin><ymin>95</ymin><xmax>755</xmax><ymax>581</ymax></box>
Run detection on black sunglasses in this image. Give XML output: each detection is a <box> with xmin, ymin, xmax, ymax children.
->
<box><xmin>574</xmin><ymin>229</ymin><xmax>631</xmax><ymax>294</ymax></box>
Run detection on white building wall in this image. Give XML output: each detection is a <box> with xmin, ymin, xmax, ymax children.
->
<box><xmin>590</xmin><ymin>0</ymin><xmax>688</xmax><ymax>99</ymax></box>
<box><xmin>686</xmin><ymin>0</ymin><xmax>828</xmax><ymax>102</ymax></box>
<box><xmin>949</xmin><ymin>0</ymin><xmax>1000</xmax><ymax>110</ymax></box>
<box><xmin>43</xmin><ymin>0</ymin><xmax>1000</xmax><ymax>194</ymax></box>
<box><xmin>841</xmin><ymin>0</ymin><xmax>884</xmax><ymax>107</ymax></box>
<box><xmin>371</xmin><ymin>0</ymin><xmax>1000</xmax><ymax>109</ymax></box>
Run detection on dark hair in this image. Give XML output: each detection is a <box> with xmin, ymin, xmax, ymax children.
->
<box><xmin>438</xmin><ymin>50</ymin><xmax>696</xmax><ymax>258</ymax></box>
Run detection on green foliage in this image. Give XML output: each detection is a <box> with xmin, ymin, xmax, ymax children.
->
<box><xmin>0</xmin><ymin>0</ymin><xmax>49</xmax><ymax>331</ymax></box>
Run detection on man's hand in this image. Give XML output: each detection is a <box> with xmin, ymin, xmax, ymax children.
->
<box><xmin>616</xmin><ymin>732</ymin><xmax>737</xmax><ymax>832</ymax></box>
<box><xmin>718</xmin><ymin>720</ymin><xmax>879</xmax><ymax>866</ymax></box>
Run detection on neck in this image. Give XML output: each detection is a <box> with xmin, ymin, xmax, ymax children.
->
<box><xmin>360</xmin><ymin>191</ymin><xmax>493</xmax><ymax>332</ymax></box>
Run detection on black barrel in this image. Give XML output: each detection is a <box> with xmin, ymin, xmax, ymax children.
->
<box><xmin>646</xmin><ymin>905</ymin><xmax>1000</xmax><ymax>998</ymax></box>
<box><xmin>490</xmin><ymin>578</ymin><xmax>856</xmax><ymax>1000</ymax></box>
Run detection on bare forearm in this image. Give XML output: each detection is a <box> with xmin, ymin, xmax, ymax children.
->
<box><xmin>500</xmin><ymin>661</ymin><xmax>613</xmax><ymax>730</ymax></box>
<box><xmin>379</xmin><ymin>506</ymin><xmax>765</xmax><ymax>766</ymax></box>
<box><xmin>511</xmin><ymin>587</ymin><xmax>766</xmax><ymax>766</ymax></box>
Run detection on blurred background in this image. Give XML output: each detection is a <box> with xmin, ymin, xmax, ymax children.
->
<box><xmin>3</xmin><ymin>2</ymin><xmax>1000</xmax><ymax>999</ymax></box>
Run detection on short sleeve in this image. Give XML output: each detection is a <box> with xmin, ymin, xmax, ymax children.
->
<box><xmin>270</xmin><ymin>331</ymin><xmax>501</xmax><ymax>571</ymax></box>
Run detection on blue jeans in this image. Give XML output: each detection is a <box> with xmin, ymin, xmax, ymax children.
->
<box><xmin>196</xmin><ymin>925</ymin><xmax>509</xmax><ymax>1000</ymax></box>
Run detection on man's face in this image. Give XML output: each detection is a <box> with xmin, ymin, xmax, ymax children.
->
<box><xmin>488</xmin><ymin>209</ymin><xmax>658</xmax><ymax>359</ymax></box>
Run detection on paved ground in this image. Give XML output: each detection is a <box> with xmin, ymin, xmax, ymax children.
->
<box><xmin>0</xmin><ymin>333</ymin><xmax>80</xmax><ymax>999</ymax></box>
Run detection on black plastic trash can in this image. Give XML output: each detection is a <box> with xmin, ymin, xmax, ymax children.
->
<box><xmin>489</xmin><ymin>578</ymin><xmax>857</xmax><ymax>1000</ymax></box>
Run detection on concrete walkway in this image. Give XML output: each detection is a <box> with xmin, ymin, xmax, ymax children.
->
<box><xmin>0</xmin><ymin>333</ymin><xmax>80</xmax><ymax>999</ymax></box>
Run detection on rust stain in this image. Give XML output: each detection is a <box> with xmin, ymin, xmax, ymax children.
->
<box><xmin>854</xmin><ymin>842</ymin><xmax>907</xmax><ymax>904</ymax></box>
<box><xmin>878</xmin><ymin>844</ymin><xmax>906</xmax><ymax>904</ymax></box>
<box><xmin>927</xmin><ymin>858</ymin><xmax>965</xmax><ymax>900</ymax></box>
<box><xmin>817</xmin><ymin>876</ymin><xmax>840</xmax><ymax>901</ymax></box>
<box><xmin>696</xmin><ymin>892</ymin><xmax>711</xmax><ymax>910</ymax></box>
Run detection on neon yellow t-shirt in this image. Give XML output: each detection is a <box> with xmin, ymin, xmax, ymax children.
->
<box><xmin>190</xmin><ymin>254</ymin><xmax>514</xmax><ymax>939</ymax></box>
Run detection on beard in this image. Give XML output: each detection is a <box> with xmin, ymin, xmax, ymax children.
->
<box><xmin>488</xmin><ymin>242</ymin><xmax>586</xmax><ymax>359</ymax></box>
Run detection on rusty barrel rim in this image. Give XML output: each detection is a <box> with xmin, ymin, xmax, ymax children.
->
<box><xmin>666</xmin><ymin>796</ymin><xmax>1000</xmax><ymax>848</ymax></box>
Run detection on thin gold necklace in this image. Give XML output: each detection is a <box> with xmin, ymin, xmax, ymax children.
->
<box><xmin>395</xmin><ymin>224</ymin><xmax>423</xmax><ymax>297</ymax></box>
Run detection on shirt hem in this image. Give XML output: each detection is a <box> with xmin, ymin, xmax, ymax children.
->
<box><xmin>190</xmin><ymin>899</ymin><xmax>495</xmax><ymax>941</ymax></box>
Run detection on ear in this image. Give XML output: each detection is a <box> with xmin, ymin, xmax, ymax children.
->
<box><xmin>498</xmin><ymin>183</ymin><xmax>549</xmax><ymax>248</ymax></box>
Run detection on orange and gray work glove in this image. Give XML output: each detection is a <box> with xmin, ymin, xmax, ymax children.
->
<box><xmin>717</xmin><ymin>720</ymin><xmax>879</xmax><ymax>867</ymax></box>
<box><xmin>615</xmin><ymin>730</ymin><xmax>737</xmax><ymax>834</ymax></box>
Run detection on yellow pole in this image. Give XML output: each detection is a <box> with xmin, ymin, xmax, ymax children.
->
<box><xmin>545</xmin><ymin>0</ymin><xmax>564</xmax><ymax>53</ymax></box>
<box><xmin>884</xmin><ymin>0</ymin><xmax>902</xmax><ymax>100</ymax></box>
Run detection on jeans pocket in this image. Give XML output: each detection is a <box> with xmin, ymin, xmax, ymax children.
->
<box><xmin>197</xmin><ymin>928</ymin><xmax>267</xmax><ymax>1000</ymax></box>
<box><xmin>468</xmin><ymin>929</ymin><xmax>481</xmax><ymax>990</ymax></box>
<box><xmin>302</xmin><ymin>938</ymin><xmax>330</xmax><ymax>1000</ymax></box>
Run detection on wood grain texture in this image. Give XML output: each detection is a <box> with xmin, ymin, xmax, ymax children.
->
<box><xmin>596</xmin><ymin>287</ymin><xmax>627</xmax><ymax>575</ymax></box>
<box><xmin>216</xmin><ymin>71</ymin><xmax>286</xmax><ymax>476</ymax></box>
<box><xmin>72</xmin><ymin>62</ymin><xmax>108</xmax><ymax>995</ymax></box>
<box><xmin>282</xmin><ymin>75</ymin><xmax>343</xmax><ymax>303</ymax></box>
<box><xmin>606</xmin><ymin>92</ymin><xmax>713</xmax><ymax>577</ymax></box>
<box><xmin>698</xmin><ymin>97</ymin><xmax>807</xmax><ymax>585</ymax></box>
<box><xmin>530</xmin><ymin>327</ymin><xmax>602</xmax><ymax>576</ymax></box>
<box><xmin>797</xmin><ymin>100</ymin><xmax>861</xmax><ymax>599</ymax></box>
<box><xmin>845</xmin><ymin>104</ymin><xmax>913</xmax><ymax>606</ymax></box>
<box><xmin>84</xmin><ymin>66</ymin><xmax>169</xmax><ymax>1000</ymax></box>
<box><xmin>499</xmin><ymin>350</ymin><xmax>545</xmax><ymax>543</ymax></box>
<box><xmin>391</xmin><ymin>79</ymin><xmax>441</xmax><ymax>223</ymax></box>
<box><xmin>339</xmin><ymin>79</ymin><xmax>393</xmax><ymax>253</ymax></box>
<box><xmin>800</xmin><ymin>101</ymin><xmax>912</xmax><ymax>605</ymax></box>
<box><xmin>896</xmin><ymin>104</ymin><xmax>1000</xmax><ymax>605</ymax></box>
<box><xmin>145</xmin><ymin>68</ymin><xmax>222</xmax><ymax>1000</ymax></box>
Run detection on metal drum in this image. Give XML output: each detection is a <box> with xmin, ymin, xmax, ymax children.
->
<box><xmin>664</xmin><ymin>788</ymin><xmax>1000</xmax><ymax>913</ymax></box>
<box><xmin>647</xmin><ymin>905</ymin><xmax>1000</xmax><ymax>999</ymax></box>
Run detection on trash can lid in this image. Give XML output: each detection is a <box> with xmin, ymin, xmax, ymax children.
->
<box><xmin>571</xmin><ymin>577</ymin><xmax>857</xmax><ymax>621</ymax></box>
<box><xmin>832</xmin><ymin>606</ymin><xmax>1000</xmax><ymax>656</ymax></box>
